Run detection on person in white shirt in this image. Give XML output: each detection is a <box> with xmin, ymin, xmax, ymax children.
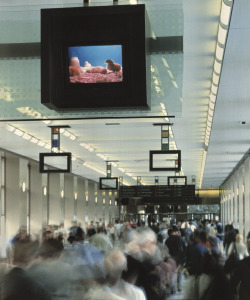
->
<box><xmin>227</xmin><ymin>233</ymin><xmax>248</xmax><ymax>260</ymax></box>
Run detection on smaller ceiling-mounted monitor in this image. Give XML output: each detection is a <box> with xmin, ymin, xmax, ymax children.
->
<box><xmin>168</xmin><ymin>176</ymin><xmax>187</xmax><ymax>186</ymax></box>
<box><xmin>40</xmin><ymin>152</ymin><xmax>71</xmax><ymax>173</ymax></box>
<box><xmin>99</xmin><ymin>177</ymin><xmax>118</xmax><ymax>190</ymax></box>
<box><xmin>149</xmin><ymin>150</ymin><xmax>181</xmax><ymax>172</ymax></box>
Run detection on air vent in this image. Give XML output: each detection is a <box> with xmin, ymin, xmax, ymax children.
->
<box><xmin>134</xmin><ymin>159</ymin><xmax>148</xmax><ymax>162</ymax></box>
<box><xmin>105</xmin><ymin>123</ymin><xmax>121</xmax><ymax>126</ymax></box>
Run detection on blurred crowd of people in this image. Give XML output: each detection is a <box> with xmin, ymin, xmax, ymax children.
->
<box><xmin>0</xmin><ymin>218</ymin><xmax>250</xmax><ymax>300</ymax></box>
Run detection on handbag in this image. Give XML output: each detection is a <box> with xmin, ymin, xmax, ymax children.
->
<box><xmin>224</xmin><ymin>242</ymin><xmax>240</xmax><ymax>273</ymax></box>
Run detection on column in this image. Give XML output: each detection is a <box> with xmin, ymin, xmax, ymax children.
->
<box><xmin>233</xmin><ymin>175</ymin><xmax>238</xmax><ymax>228</ymax></box>
<box><xmin>74</xmin><ymin>176</ymin><xmax>78</xmax><ymax>222</ymax></box>
<box><xmin>48</xmin><ymin>173</ymin><xmax>61</xmax><ymax>225</ymax></box>
<box><xmin>30</xmin><ymin>163</ymin><xmax>43</xmax><ymax>235</ymax></box>
<box><xmin>244</xmin><ymin>157</ymin><xmax>250</xmax><ymax>240</ymax></box>
<box><xmin>77</xmin><ymin>178</ymin><xmax>86</xmax><ymax>227</ymax></box>
<box><xmin>238</xmin><ymin>166</ymin><xmax>244</xmax><ymax>236</ymax></box>
<box><xmin>42</xmin><ymin>173</ymin><xmax>49</xmax><ymax>228</ymax></box>
<box><xmin>85</xmin><ymin>180</ymin><xmax>89</xmax><ymax>228</ymax></box>
<box><xmin>19</xmin><ymin>158</ymin><xmax>29</xmax><ymax>231</ymax></box>
<box><xmin>64</xmin><ymin>174</ymin><xmax>74</xmax><ymax>229</ymax></box>
<box><xmin>0</xmin><ymin>155</ymin><xmax>6</xmax><ymax>238</ymax></box>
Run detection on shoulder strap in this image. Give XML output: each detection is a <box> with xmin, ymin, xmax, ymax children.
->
<box><xmin>234</xmin><ymin>242</ymin><xmax>237</xmax><ymax>254</ymax></box>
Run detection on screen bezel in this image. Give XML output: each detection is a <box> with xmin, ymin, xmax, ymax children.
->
<box><xmin>39</xmin><ymin>152</ymin><xmax>72</xmax><ymax>173</ymax></box>
<box><xmin>99</xmin><ymin>177</ymin><xmax>118</xmax><ymax>190</ymax></box>
<box><xmin>168</xmin><ymin>176</ymin><xmax>187</xmax><ymax>186</ymax></box>
<box><xmin>149</xmin><ymin>150</ymin><xmax>181</xmax><ymax>172</ymax></box>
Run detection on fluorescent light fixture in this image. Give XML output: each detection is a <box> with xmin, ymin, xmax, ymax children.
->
<box><xmin>211</xmin><ymin>84</ymin><xmax>218</xmax><ymax>95</ymax></box>
<box><xmin>165</xmin><ymin>117</ymin><xmax>170</xmax><ymax>122</ymax></box>
<box><xmin>216</xmin><ymin>43</ymin><xmax>224</xmax><ymax>61</ymax></box>
<box><xmin>23</xmin><ymin>133</ymin><xmax>31</xmax><ymax>140</ymax></box>
<box><xmin>210</xmin><ymin>93</ymin><xmax>216</xmax><ymax>103</ymax></box>
<box><xmin>161</xmin><ymin>57</ymin><xmax>169</xmax><ymax>68</ymax></box>
<box><xmin>208</xmin><ymin>108</ymin><xmax>214</xmax><ymax>116</ymax></box>
<box><xmin>60</xmin><ymin>128</ymin><xmax>65</xmax><ymax>134</ymax></box>
<box><xmin>69</xmin><ymin>134</ymin><xmax>76</xmax><ymax>141</ymax></box>
<box><xmin>44</xmin><ymin>144</ymin><xmax>51</xmax><ymax>150</ymax></box>
<box><xmin>118</xmin><ymin>168</ymin><xmax>125</xmax><ymax>172</ymax></box>
<box><xmin>14</xmin><ymin>129</ymin><xmax>24</xmax><ymax>137</ymax></box>
<box><xmin>38</xmin><ymin>141</ymin><xmax>46</xmax><ymax>147</ymax></box>
<box><xmin>97</xmin><ymin>154</ymin><xmax>108</xmax><ymax>160</ymax></box>
<box><xmin>160</xmin><ymin>103</ymin><xmax>165</xmax><ymax>109</ymax></box>
<box><xmin>208</xmin><ymin>115</ymin><xmax>213</xmax><ymax>122</ymax></box>
<box><xmin>218</xmin><ymin>24</ymin><xmax>227</xmax><ymax>45</ymax></box>
<box><xmin>6</xmin><ymin>124</ymin><xmax>15</xmax><ymax>132</ymax></box>
<box><xmin>63</xmin><ymin>131</ymin><xmax>71</xmax><ymax>137</ymax></box>
<box><xmin>207</xmin><ymin>120</ymin><xmax>212</xmax><ymax>127</ymax></box>
<box><xmin>172</xmin><ymin>80</ymin><xmax>178</xmax><ymax>88</ymax></box>
<box><xmin>60</xmin><ymin>190</ymin><xmax>64</xmax><ymax>198</ymax></box>
<box><xmin>111</xmin><ymin>162</ymin><xmax>118</xmax><ymax>167</ymax></box>
<box><xmin>154</xmin><ymin>79</ymin><xmax>159</xmax><ymax>85</ymax></box>
<box><xmin>209</xmin><ymin>101</ymin><xmax>215</xmax><ymax>110</ymax></box>
<box><xmin>126</xmin><ymin>173</ymin><xmax>133</xmax><ymax>177</ymax></box>
<box><xmin>213</xmin><ymin>72</ymin><xmax>220</xmax><ymax>85</ymax></box>
<box><xmin>220</xmin><ymin>1</ymin><xmax>231</xmax><ymax>26</ymax></box>
<box><xmin>42</xmin><ymin>119</ymin><xmax>51</xmax><ymax>125</ymax></box>
<box><xmin>152</xmin><ymin>31</ymin><xmax>157</xmax><ymax>40</ymax></box>
<box><xmin>167</xmin><ymin>70</ymin><xmax>174</xmax><ymax>79</ymax></box>
<box><xmin>214</xmin><ymin>60</ymin><xmax>222</xmax><ymax>74</ymax></box>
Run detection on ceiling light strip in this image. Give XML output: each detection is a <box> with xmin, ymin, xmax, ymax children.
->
<box><xmin>200</xmin><ymin>0</ymin><xmax>234</xmax><ymax>187</ymax></box>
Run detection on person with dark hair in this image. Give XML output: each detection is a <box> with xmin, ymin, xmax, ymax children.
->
<box><xmin>150</xmin><ymin>219</ymin><xmax>160</xmax><ymax>235</ymax></box>
<box><xmin>185</xmin><ymin>230</ymin><xmax>208</xmax><ymax>276</ymax></box>
<box><xmin>231</xmin><ymin>255</ymin><xmax>250</xmax><ymax>300</ymax></box>
<box><xmin>165</xmin><ymin>227</ymin><xmax>186</xmax><ymax>292</ymax></box>
<box><xmin>87</xmin><ymin>221</ymin><xmax>97</xmax><ymax>238</ymax></box>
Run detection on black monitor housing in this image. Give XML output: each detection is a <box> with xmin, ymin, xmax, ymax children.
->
<box><xmin>39</xmin><ymin>152</ymin><xmax>72</xmax><ymax>173</ymax></box>
<box><xmin>41</xmin><ymin>4</ymin><xmax>151</xmax><ymax>110</ymax></box>
<box><xmin>99</xmin><ymin>177</ymin><xmax>118</xmax><ymax>190</ymax></box>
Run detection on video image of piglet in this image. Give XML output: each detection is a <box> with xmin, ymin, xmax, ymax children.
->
<box><xmin>68</xmin><ymin>45</ymin><xmax>123</xmax><ymax>83</ymax></box>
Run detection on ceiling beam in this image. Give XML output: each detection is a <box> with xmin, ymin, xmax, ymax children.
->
<box><xmin>0</xmin><ymin>36</ymin><xmax>183</xmax><ymax>58</ymax></box>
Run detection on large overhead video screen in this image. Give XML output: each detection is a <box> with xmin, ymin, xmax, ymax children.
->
<box><xmin>39</xmin><ymin>153</ymin><xmax>71</xmax><ymax>173</ymax></box>
<box><xmin>99</xmin><ymin>177</ymin><xmax>118</xmax><ymax>190</ymax></box>
<box><xmin>149</xmin><ymin>150</ymin><xmax>181</xmax><ymax>171</ymax></box>
<box><xmin>41</xmin><ymin>4</ymin><xmax>151</xmax><ymax>110</ymax></box>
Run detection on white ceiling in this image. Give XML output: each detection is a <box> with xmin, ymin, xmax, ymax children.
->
<box><xmin>0</xmin><ymin>0</ymin><xmax>248</xmax><ymax>189</ymax></box>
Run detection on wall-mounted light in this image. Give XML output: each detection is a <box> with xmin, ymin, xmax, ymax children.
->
<box><xmin>95</xmin><ymin>196</ymin><xmax>98</xmax><ymax>203</ymax></box>
<box><xmin>115</xmin><ymin>201</ymin><xmax>117</xmax><ymax>206</ymax></box>
<box><xmin>21</xmin><ymin>182</ymin><xmax>26</xmax><ymax>192</ymax></box>
<box><xmin>60</xmin><ymin>189</ymin><xmax>64</xmax><ymax>198</ymax></box>
<box><xmin>103</xmin><ymin>198</ymin><xmax>105</xmax><ymax>205</ymax></box>
<box><xmin>74</xmin><ymin>192</ymin><xmax>78</xmax><ymax>200</ymax></box>
<box><xmin>43</xmin><ymin>186</ymin><xmax>47</xmax><ymax>196</ymax></box>
<box><xmin>109</xmin><ymin>199</ymin><xmax>112</xmax><ymax>206</ymax></box>
<box><xmin>86</xmin><ymin>194</ymin><xmax>88</xmax><ymax>202</ymax></box>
